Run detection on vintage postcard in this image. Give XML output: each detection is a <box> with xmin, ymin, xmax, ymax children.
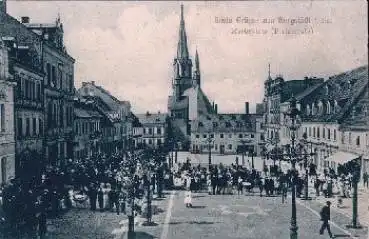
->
<box><xmin>0</xmin><ymin>1</ymin><xmax>368</xmax><ymax>239</ymax></box>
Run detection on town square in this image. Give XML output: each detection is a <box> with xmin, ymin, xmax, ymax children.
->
<box><xmin>0</xmin><ymin>1</ymin><xmax>368</xmax><ymax>239</ymax></box>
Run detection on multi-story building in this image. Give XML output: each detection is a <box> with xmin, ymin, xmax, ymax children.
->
<box><xmin>279</xmin><ymin>65</ymin><xmax>368</xmax><ymax>174</ymax></box>
<box><xmin>136</xmin><ymin>112</ymin><xmax>167</xmax><ymax>149</ymax></box>
<box><xmin>263</xmin><ymin>65</ymin><xmax>324</xmax><ymax>146</ymax></box>
<box><xmin>131</xmin><ymin>113</ymin><xmax>143</xmax><ymax>149</ymax></box>
<box><xmin>17</xmin><ymin>16</ymin><xmax>76</xmax><ymax>165</ymax></box>
<box><xmin>190</xmin><ymin>103</ymin><xmax>264</xmax><ymax>155</ymax></box>
<box><xmin>78</xmin><ymin>81</ymin><xmax>132</xmax><ymax>155</ymax></box>
<box><xmin>0</xmin><ymin>38</ymin><xmax>16</xmax><ymax>183</ymax></box>
<box><xmin>0</xmin><ymin>6</ymin><xmax>47</xmax><ymax>178</ymax></box>
<box><xmin>73</xmin><ymin>95</ymin><xmax>103</xmax><ymax>159</ymax></box>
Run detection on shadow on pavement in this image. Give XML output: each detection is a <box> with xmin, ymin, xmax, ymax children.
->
<box><xmin>333</xmin><ymin>234</ymin><xmax>351</xmax><ymax>238</ymax></box>
<box><xmin>168</xmin><ymin>221</ymin><xmax>215</xmax><ymax>225</ymax></box>
<box><xmin>192</xmin><ymin>195</ymin><xmax>206</xmax><ymax>198</ymax></box>
<box><xmin>190</xmin><ymin>205</ymin><xmax>206</xmax><ymax>209</ymax></box>
<box><xmin>131</xmin><ymin>231</ymin><xmax>157</xmax><ymax>239</ymax></box>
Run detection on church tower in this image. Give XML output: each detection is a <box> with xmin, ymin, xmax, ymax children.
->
<box><xmin>173</xmin><ymin>4</ymin><xmax>192</xmax><ymax>100</ymax></box>
<box><xmin>192</xmin><ymin>48</ymin><xmax>201</xmax><ymax>87</ymax></box>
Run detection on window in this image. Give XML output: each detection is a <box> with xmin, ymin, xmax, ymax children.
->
<box><xmin>203</xmin><ymin>134</ymin><xmax>207</xmax><ymax>138</ymax></box>
<box><xmin>0</xmin><ymin>104</ymin><xmax>4</xmax><ymax>132</ymax></box>
<box><xmin>51</xmin><ymin>65</ymin><xmax>56</xmax><ymax>86</ymax></box>
<box><xmin>33</xmin><ymin>118</ymin><xmax>37</xmax><ymax>136</ymax></box>
<box><xmin>333</xmin><ymin>130</ymin><xmax>336</xmax><ymax>141</ymax></box>
<box><xmin>238</xmin><ymin>134</ymin><xmax>243</xmax><ymax>138</ymax></box>
<box><xmin>309</xmin><ymin>127</ymin><xmax>311</xmax><ymax>137</ymax></box>
<box><xmin>17</xmin><ymin>118</ymin><xmax>23</xmax><ymax>137</ymax></box>
<box><xmin>313</xmin><ymin>127</ymin><xmax>316</xmax><ymax>137</ymax></box>
<box><xmin>25</xmin><ymin>118</ymin><xmax>30</xmax><ymax>136</ymax></box>
<box><xmin>210</xmin><ymin>134</ymin><xmax>214</xmax><ymax>138</ymax></box>
<box><xmin>322</xmin><ymin>128</ymin><xmax>325</xmax><ymax>138</ymax></box>
<box><xmin>215</xmin><ymin>144</ymin><xmax>218</xmax><ymax>150</ymax></box>
<box><xmin>148</xmin><ymin>128</ymin><xmax>152</xmax><ymax>135</ymax></box>
<box><xmin>220</xmin><ymin>134</ymin><xmax>224</xmax><ymax>138</ymax></box>
<box><xmin>157</xmin><ymin>139</ymin><xmax>162</xmax><ymax>145</ymax></box>
<box><xmin>317</xmin><ymin>127</ymin><xmax>320</xmax><ymax>138</ymax></box>
<box><xmin>1</xmin><ymin>157</ymin><xmax>6</xmax><ymax>183</ymax></box>
<box><xmin>195</xmin><ymin>134</ymin><xmax>199</xmax><ymax>139</ymax></box>
<box><xmin>251</xmin><ymin>134</ymin><xmax>254</xmax><ymax>138</ymax></box>
<box><xmin>356</xmin><ymin>136</ymin><xmax>360</xmax><ymax>146</ymax></box>
<box><xmin>327</xmin><ymin>129</ymin><xmax>331</xmax><ymax>140</ymax></box>
<box><xmin>157</xmin><ymin>128</ymin><xmax>161</xmax><ymax>135</ymax></box>
<box><xmin>327</xmin><ymin>102</ymin><xmax>331</xmax><ymax>114</ymax></box>
<box><xmin>46</xmin><ymin>63</ymin><xmax>51</xmax><ymax>85</ymax></box>
<box><xmin>148</xmin><ymin>139</ymin><xmax>152</xmax><ymax>145</ymax></box>
<box><xmin>228</xmin><ymin>144</ymin><xmax>232</xmax><ymax>150</ymax></box>
<box><xmin>58</xmin><ymin>66</ymin><xmax>63</xmax><ymax>89</ymax></box>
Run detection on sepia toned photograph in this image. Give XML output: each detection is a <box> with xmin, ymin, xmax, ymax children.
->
<box><xmin>0</xmin><ymin>1</ymin><xmax>368</xmax><ymax>238</ymax></box>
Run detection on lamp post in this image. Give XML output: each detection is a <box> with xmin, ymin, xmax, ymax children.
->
<box><xmin>239</xmin><ymin>139</ymin><xmax>248</xmax><ymax>166</ymax></box>
<box><xmin>205</xmin><ymin>135</ymin><xmax>214</xmax><ymax>168</ymax></box>
<box><xmin>346</xmin><ymin>156</ymin><xmax>362</xmax><ymax>229</ymax></box>
<box><xmin>283</xmin><ymin>95</ymin><xmax>304</xmax><ymax>239</ymax></box>
<box><xmin>127</xmin><ymin>135</ymin><xmax>136</xmax><ymax>239</ymax></box>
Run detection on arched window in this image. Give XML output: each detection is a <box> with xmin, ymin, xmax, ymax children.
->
<box><xmin>326</xmin><ymin>101</ymin><xmax>331</xmax><ymax>114</ymax></box>
<box><xmin>1</xmin><ymin>157</ymin><xmax>7</xmax><ymax>183</ymax></box>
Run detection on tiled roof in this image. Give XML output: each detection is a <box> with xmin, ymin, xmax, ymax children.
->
<box><xmin>296</xmin><ymin>65</ymin><xmax>368</xmax><ymax>123</ymax></box>
<box><xmin>191</xmin><ymin>113</ymin><xmax>256</xmax><ymax>133</ymax></box>
<box><xmin>136</xmin><ymin>113</ymin><xmax>167</xmax><ymax>125</ymax></box>
<box><xmin>130</xmin><ymin>112</ymin><xmax>142</xmax><ymax>127</ymax></box>
<box><xmin>281</xmin><ymin>78</ymin><xmax>324</xmax><ymax>103</ymax></box>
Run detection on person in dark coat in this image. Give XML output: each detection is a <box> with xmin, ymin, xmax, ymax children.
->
<box><xmin>319</xmin><ymin>201</ymin><xmax>334</xmax><ymax>238</ymax></box>
<box><xmin>98</xmin><ymin>186</ymin><xmax>104</xmax><ymax>212</ymax></box>
<box><xmin>89</xmin><ymin>184</ymin><xmax>98</xmax><ymax>211</ymax></box>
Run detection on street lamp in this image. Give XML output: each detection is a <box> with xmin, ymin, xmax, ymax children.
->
<box><xmin>283</xmin><ymin>95</ymin><xmax>304</xmax><ymax>239</ymax></box>
<box><xmin>239</xmin><ymin>139</ymin><xmax>248</xmax><ymax>166</ymax></box>
<box><xmin>346</xmin><ymin>156</ymin><xmax>363</xmax><ymax>229</ymax></box>
<box><xmin>205</xmin><ymin>134</ymin><xmax>214</xmax><ymax>168</ymax></box>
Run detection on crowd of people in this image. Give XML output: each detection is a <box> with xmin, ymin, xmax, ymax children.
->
<box><xmin>0</xmin><ymin>150</ymin><xmax>170</xmax><ymax>238</ymax></box>
<box><xmin>172</xmin><ymin>158</ymin><xmax>360</xmax><ymax>209</ymax></box>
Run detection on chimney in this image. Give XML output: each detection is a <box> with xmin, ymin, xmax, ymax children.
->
<box><xmin>0</xmin><ymin>0</ymin><xmax>7</xmax><ymax>13</ymax></box>
<box><xmin>212</xmin><ymin>102</ymin><xmax>215</xmax><ymax>111</ymax></box>
<box><xmin>245</xmin><ymin>102</ymin><xmax>249</xmax><ymax>115</ymax></box>
<box><xmin>82</xmin><ymin>82</ymin><xmax>87</xmax><ymax>87</ymax></box>
<box><xmin>215</xmin><ymin>104</ymin><xmax>218</xmax><ymax>114</ymax></box>
<box><xmin>21</xmin><ymin>16</ymin><xmax>30</xmax><ymax>24</ymax></box>
<box><xmin>91</xmin><ymin>81</ymin><xmax>95</xmax><ymax>85</ymax></box>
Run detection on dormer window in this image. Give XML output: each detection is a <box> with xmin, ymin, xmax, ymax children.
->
<box><xmin>311</xmin><ymin>103</ymin><xmax>317</xmax><ymax>115</ymax></box>
<box><xmin>318</xmin><ymin>101</ymin><xmax>323</xmax><ymax>115</ymax></box>
<box><xmin>306</xmin><ymin>105</ymin><xmax>311</xmax><ymax>115</ymax></box>
<box><xmin>326</xmin><ymin>101</ymin><xmax>331</xmax><ymax>114</ymax></box>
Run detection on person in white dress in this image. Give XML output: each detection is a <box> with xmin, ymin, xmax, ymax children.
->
<box><xmin>184</xmin><ymin>191</ymin><xmax>192</xmax><ymax>208</ymax></box>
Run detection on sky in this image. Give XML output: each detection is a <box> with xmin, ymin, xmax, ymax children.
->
<box><xmin>7</xmin><ymin>1</ymin><xmax>368</xmax><ymax>114</ymax></box>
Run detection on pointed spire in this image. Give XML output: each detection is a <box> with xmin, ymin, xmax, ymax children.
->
<box><xmin>177</xmin><ymin>4</ymin><xmax>189</xmax><ymax>59</ymax></box>
<box><xmin>267</xmin><ymin>63</ymin><xmax>272</xmax><ymax>81</ymax></box>
<box><xmin>195</xmin><ymin>47</ymin><xmax>200</xmax><ymax>72</ymax></box>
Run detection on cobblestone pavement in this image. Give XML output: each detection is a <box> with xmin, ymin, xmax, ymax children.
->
<box><xmin>2</xmin><ymin>189</ymin><xmax>367</xmax><ymax>239</ymax></box>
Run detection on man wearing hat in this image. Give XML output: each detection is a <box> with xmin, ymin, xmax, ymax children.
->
<box><xmin>319</xmin><ymin>201</ymin><xmax>335</xmax><ymax>238</ymax></box>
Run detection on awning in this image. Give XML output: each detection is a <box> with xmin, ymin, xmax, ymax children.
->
<box><xmin>325</xmin><ymin>151</ymin><xmax>359</xmax><ymax>165</ymax></box>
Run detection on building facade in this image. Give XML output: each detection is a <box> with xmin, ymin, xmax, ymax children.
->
<box><xmin>73</xmin><ymin>96</ymin><xmax>103</xmax><ymax>159</ymax></box>
<box><xmin>20</xmin><ymin>16</ymin><xmax>75</xmax><ymax>165</ymax></box>
<box><xmin>190</xmin><ymin>106</ymin><xmax>264</xmax><ymax>156</ymax></box>
<box><xmin>0</xmin><ymin>39</ymin><xmax>16</xmax><ymax>183</ymax></box>
<box><xmin>137</xmin><ymin>112</ymin><xmax>167</xmax><ymax>149</ymax></box>
<box><xmin>278</xmin><ymin>65</ymin><xmax>368</xmax><ymax>175</ymax></box>
<box><xmin>78</xmin><ymin>81</ymin><xmax>132</xmax><ymax>155</ymax></box>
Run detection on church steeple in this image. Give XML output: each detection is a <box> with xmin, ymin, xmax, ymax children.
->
<box><xmin>266</xmin><ymin>63</ymin><xmax>272</xmax><ymax>81</ymax></box>
<box><xmin>193</xmin><ymin>48</ymin><xmax>201</xmax><ymax>87</ymax></box>
<box><xmin>177</xmin><ymin>4</ymin><xmax>189</xmax><ymax>59</ymax></box>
